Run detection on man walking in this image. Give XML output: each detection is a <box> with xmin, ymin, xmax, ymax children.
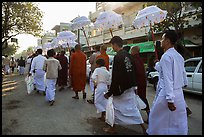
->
<box><xmin>18</xmin><ymin>56</ymin><xmax>26</xmax><ymax>75</ymax></box>
<box><xmin>131</xmin><ymin>46</ymin><xmax>150</xmax><ymax>123</ymax></box>
<box><xmin>103</xmin><ymin>36</ymin><xmax>146</xmax><ymax>134</ymax></box>
<box><xmin>43</xmin><ymin>49</ymin><xmax>62</xmax><ymax>106</ymax></box>
<box><xmin>146</xmin><ymin>30</ymin><xmax>188</xmax><ymax>135</ymax></box>
<box><xmin>56</xmin><ymin>50</ymin><xmax>68</xmax><ymax>91</ymax></box>
<box><xmin>29</xmin><ymin>48</ymin><xmax>47</xmax><ymax>95</ymax></box>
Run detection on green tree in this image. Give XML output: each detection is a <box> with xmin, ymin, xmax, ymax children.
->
<box><xmin>2</xmin><ymin>43</ymin><xmax>20</xmax><ymax>56</ymax></box>
<box><xmin>145</xmin><ymin>2</ymin><xmax>202</xmax><ymax>39</ymax></box>
<box><xmin>2</xmin><ymin>2</ymin><xmax>43</xmax><ymax>50</ymax></box>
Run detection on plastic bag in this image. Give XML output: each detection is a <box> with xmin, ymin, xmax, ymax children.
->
<box><xmin>135</xmin><ymin>95</ymin><xmax>146</xmax><ymax>110</ymax></box>
<box><xmin>25</xmin><ymin>76</ymin><xmax>34</xmax><ymax>94</ymax></box>
<box><xmin>105</xmin><ymin>96</ymin><xmax>114</xmax><ymax>127</ymax></box>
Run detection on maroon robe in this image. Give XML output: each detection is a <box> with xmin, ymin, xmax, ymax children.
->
<box><xmin>57</xmin><ymin>55</ymin><xmax>68</xmax><ymax>86</ymax></box>
<box><xmin>132</xmin><ymin>54</ymin><xmax>147</xmax><ymax>99</ymax></box>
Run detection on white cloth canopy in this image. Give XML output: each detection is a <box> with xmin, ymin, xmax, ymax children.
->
<box><xmin>71</xmin><ymin>16</ymin><xmax>91</xmax><ymax>30</ymax></box>
<box><xmin>133</xmin><ymin>5</ymin><xmax>167</xmax><ymax>29</ymax></box>
<box><xmin>94</xmin><ymin>10</ymin><xmax>123</xmax><ymax>30</ymax></box>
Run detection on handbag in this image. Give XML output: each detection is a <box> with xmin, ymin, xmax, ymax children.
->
<box><xmin>135</xmin><ymin>95</ymin><xmax>146</xmax><ymax>110</ymax></box>
<box><xmin>105</xmin><ymin>96</ymin><xmax>114</xmax><ymax>127</ymax></box>
<box><xmin>25</xmin><ymin>76</ymin><xmax>34</xmax><ymax>94</ymax></box>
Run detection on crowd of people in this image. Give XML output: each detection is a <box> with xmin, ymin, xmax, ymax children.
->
<box><xmin>2</xmin><ymin>55</ymin><xmax>26</xmax><ymax>75</ymax></box>
<box><xmin>2</xmin><ymin>29</ymin><xmax>191</xmax><ymax>135</ymax></box>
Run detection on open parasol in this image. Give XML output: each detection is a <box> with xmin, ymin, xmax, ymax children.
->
<box><xmin>71</xmin><ymin>16</ymin><xmax>91</xmax><ymax>50</ymax></box>
<box><xmin>133</xmin><ymin>5</ymin><xmax>167</xmax><ymax>59</ymax></box>
<box><xmin>94</xmin><ymin>10</ymin><xmax>123</xmax><ymax>38</ymax></box>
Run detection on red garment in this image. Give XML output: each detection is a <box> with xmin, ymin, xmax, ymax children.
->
<box><xmin>57</xmin><ymin>55</ymin><xmax>68</xmax><ymax>86</ymax></box>
<box><xmin>69</xmin><ymin>51</ymin><xmax>86</xmax><ymax>92</ymax></box>
<box><xmin>132</xmin><ymin>54</ymin><xmax>147</xmax><ymax>99</ymax></box>
<box><xmin>96</xmin><ymin>52</ymin><xmax>109</xmax><ymax>71</ymax></box>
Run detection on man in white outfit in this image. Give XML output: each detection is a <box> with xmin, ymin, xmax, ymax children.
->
<box><xmin>146</xmin><ymin>30</ymin><xmax>188</xmax><ymax>135</ymax></box>
<box><xmin>29</xmin><ymin>48</ymin><xmax>47</xmax><ymax>95</ymax></box>
<box><xmin>43</xmin><ymin>49</ymin><xmax>62</xmax><ymax>106</ymax></box>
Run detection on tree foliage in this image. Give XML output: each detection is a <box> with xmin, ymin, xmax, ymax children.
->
<box><xmin>2</xmin><ymin>2</ymin><xmax>43</xmax><ymax>50</ymax></box>
<box><xmin>145</xmin><ymin>2</ymin><xmax>202</xmax><ymax>38</ymax></box>
<box><xmin>2</xmin><ymin>43</ymin><xmax>20</xmax><ymax>56</ymax></box>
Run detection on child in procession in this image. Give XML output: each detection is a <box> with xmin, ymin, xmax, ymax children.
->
<box><xmin>91</xmin><ymin>58</ymin><xmax>111</xmax><ymax>121</ymax></box>
<box><xmin>43</xmin><ymin>49</ymin><xmax>62</xmax><ymax>106</ymax></box>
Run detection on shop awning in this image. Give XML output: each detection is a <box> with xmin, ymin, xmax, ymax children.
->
<box><xmin>181</xmin><ymin>39</ymin><xmax>200</xmax><ymax>47</ymax></box>
<box><xmin>106</xmin><ymin>41</ymin><xmax>155</xmax><ymax>55</ymax></box>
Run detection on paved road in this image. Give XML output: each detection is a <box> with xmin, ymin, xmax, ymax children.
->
<box><xmin>2</xmin><ymin>73</ymin><xmax>202</xmax><ymax>135</ymax></box>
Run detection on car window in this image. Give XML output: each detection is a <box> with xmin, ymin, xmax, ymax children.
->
<box><xmin>184</xmin><ymin>60</ymin><xmax>200</xmax><ymax>72</ymax></box>
<box><xmin>198</xmin><ymin>62</ymin><xmax>202</xmax><ymax>73</ymax></box>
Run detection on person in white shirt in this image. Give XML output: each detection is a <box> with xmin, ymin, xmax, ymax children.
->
<box><xmin>91</xmin><ymin>58</ymin><xmax>111</xmax><ymax>121</ymax></box>
<box><xmin>146</xmin><ymin>30</ymin><xmax>188</xmax><ymax>135</ymax></box>
<box><xmin>29</xmin><ymin>49</ymin><xmax>47</xmax><ymax>95</ymax></box>
<box><xmin>43</xmin><ymin>49</ymin><xmax>62</xmax><ymax>106</ymax></box>
<box><xmin>87</xmin><ymin>45</ymin><xmax>101</xmax><ymax>104</ymax></box>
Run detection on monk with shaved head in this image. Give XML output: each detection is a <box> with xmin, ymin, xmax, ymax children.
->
<box><xmin>131</xmin><ymin>46</ymin><xmax>150</xmax><ymax>124</ymax></box>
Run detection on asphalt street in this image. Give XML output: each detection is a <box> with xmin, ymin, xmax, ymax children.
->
<box><xmin>2</xmin><ymin>73</ymin><xmax>202</xmax><ymax>135</ymax></box>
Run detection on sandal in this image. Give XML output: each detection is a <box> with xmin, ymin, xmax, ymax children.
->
<box><xmin>50</xmin><ymin>100</ymin><xmax>55</xmax><ymax>106</ymax></box>
<box><xmin>72</xmin><ymin>96</ymin><xmax>79</xmax><ymax>99</ymax></box>
<box><xmin>103</xmin><ymin>127</ymin><xmax>116</xmax><ymax>134</ymax></box>
<box><xmin>87</xmin><ymin>99</ymin><xmax>94</xmax><ymax>104</ymax></box>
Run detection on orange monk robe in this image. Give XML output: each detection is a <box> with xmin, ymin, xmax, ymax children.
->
<box><xmin>69</xmin><ymin>51</ymin><xmax>87</xmax><ymax>92</ymax></box>
<box><xmin>96</xmin><ymin>52</ymin><xmax>109</xmax><ymax>71</ymax></box>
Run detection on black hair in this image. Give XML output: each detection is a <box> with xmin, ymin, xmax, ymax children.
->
<box><xmin>109</xmin><ymin>36</ymin><xmax>123</xmax><ymax>48</ymax></box>
<box><xmin>47</xmin><ymin>49</ymin><xmax>55</xmax><ymax>57</ymax></box>
<box><xmin>95</xmin><ymin>45</ymin><xmax>101</xmax><ymax>51</ymax></box>
<box><xmin>163</xmin><ymin>30</ymin><xmax>178</xmax><ymax>45</ymax></box>
<box><xmin>123</xmin><ymin>46</ymin><xmax>131</xmax><ymax>52</ymax></box>
<box><xmin>37</xmin><ymin>49</ymin><xmax>43</xmax><ymax>54</ymax></box>
<box><xmin>96</xmin><ymin>58</ymin><xmax>105</xmax><ymax>67</ymax></box>
<box><xmin>60</xmin><ymin>50</ymin><xmax>65</xmax><ymax>55</ymax></box>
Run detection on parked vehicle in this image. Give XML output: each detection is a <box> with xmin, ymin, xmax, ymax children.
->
<box><xmin>86</xmin><ymin>55</ymin><xmax>114</xmax><ymax>80</ymax></box>
<box><xmin>183</xmin><ymin>57</ymin><xmax>202</xmax><ymax>95</ymax></box>
<box><xmin>147</xmin><ymin>57</ymin><xmax>202</xmax><ymax>95</ymax></box>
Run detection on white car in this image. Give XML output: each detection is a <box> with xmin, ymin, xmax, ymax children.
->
<box><xmin>148</xmin><ymin>57</ymin><xmax>202</xmax><ymax>95</ymax></box>
<box><xmin>86</xmin><ymin>55</ymin><xmax>114</xmax><ymax>80</ymax></box>
<box><xmin>183</xmin><ymin>57</ymin><xmax>202</xmax><ymax>95</ymax></box>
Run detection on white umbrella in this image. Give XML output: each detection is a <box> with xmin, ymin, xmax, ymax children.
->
<box><xmin>71</xmin><ymin>16</ymin><xmax>91</xmax><ymax>30</ymax></box>
<box><xmin>132</xmin><ymin>5</ymin><xmax>167</xmax><ymax>59</ymax></box>
<box><xmin>132</xmin><ymin>5</ymin><xmax>167</xmax><ymax>29</ymax></box>
<box><xmin>57</xmin><ymin>31</ymin><xmax>77</xmax><ymax>46</ymax></box>
<box><xmin>58</xmin><ymin>31</ymin><xmax>77</xmax><ymax>41</ymax></box>
<box><xmin>60</xmin><ymin>40</ymin><xmax>78</xmax><ymax>48</ymax></box>
<box><xmin>51</xmin><ymin>37</ymin><xmax>60</xmax><ymax>49</ymax></box>
<box><xmin>43</xmin><ymin>42</ymin><xmax>52</xmax><ymax>50</ymax></box>
<box><xmin>94</xmin><ymin>10</ymin><xmax>123</xmax><ymax>37</ymax></box>
<box><xmin>71</xmin><ymin>16</ymin><xmax>91</xmax><ymax>50</ymax></box>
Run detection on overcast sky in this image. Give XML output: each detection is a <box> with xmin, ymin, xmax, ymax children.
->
<box><xmin>16</xmin><ymin>2</ymin><xmax>96</xmax><ymax>54</ymax></box>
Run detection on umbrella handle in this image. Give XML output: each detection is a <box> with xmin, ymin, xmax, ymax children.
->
<box><xmin>150</xmin><ymin>22</ymin><xmax>158</xmax><ymax>60</ymax></box>
<box><xmin>82</xmin><ymin>27</ymin><xmax>91</xmax><ymax>51</ymax></box>
<box><xmin>109</xmin><ymin>28</ymin><xmax>113</xmax><ymax>38</ymax></box>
